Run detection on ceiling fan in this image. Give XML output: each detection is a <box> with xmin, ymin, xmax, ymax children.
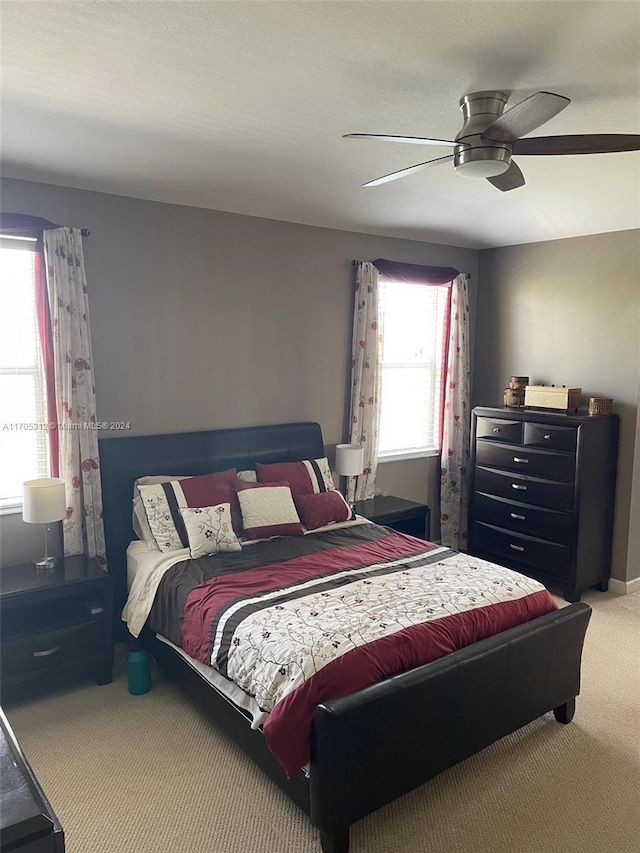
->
<box><xmin>344</xmin><ymin>90</ymin><xmax>640</xmax><ymax>191</ymax></box>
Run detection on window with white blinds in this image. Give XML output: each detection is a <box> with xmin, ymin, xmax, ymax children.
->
<box><xmin>377</xmin><ymin>278</ymin><xmax>449</xmax><ymax>460</ymax></box>
<box><xmin>0</xmin><ymin>238</ymin><xmax>50</xmax><ymax>507</ymax></box>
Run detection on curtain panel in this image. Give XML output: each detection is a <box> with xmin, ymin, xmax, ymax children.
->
<box><xmin>1</xmin><ymin>214</ymin><xmax>106</xmax><ymax>562</ymax></box>
<box><xmin>347</xmin><ymin>262</ymin><xmax>382</xmax><ymax>502</ymax></box>
<box><xmin>43</xmin><ymin>228</ymin><xmax>106</xmax><ymax>563</ymax></box>
<box><xmin>347</xmin><ymin>258</ymin><xmax>470</xmax><ymax>550</ymax></box>
<box><xmin>440</xmin><ymin>274</ymin><xmax>470</xmax><ymax>551</ymax></box>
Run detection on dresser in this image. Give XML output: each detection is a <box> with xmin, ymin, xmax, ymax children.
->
<box><xmin>468</xmin><ymin>407</ymin><xmax>619</xmax><ymax>602</ymax></box>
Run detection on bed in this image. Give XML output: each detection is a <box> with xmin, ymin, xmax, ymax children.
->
<box><xmin>100</xmin><ymin>421</ymin><xmax>591</xmax><ymax>853</ymax></box>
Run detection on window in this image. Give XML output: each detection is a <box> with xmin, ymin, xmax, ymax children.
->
<box><xmin>377</xmin><ymin>278</ymin><xmax>449</xmax><ymax>460</ymax></box>
<box><xmin>0</xmin><ymin>237</ymin><xmax>50</xmax><ymax>508</ymax></box>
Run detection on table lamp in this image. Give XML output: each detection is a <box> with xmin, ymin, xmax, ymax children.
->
<box><xmin>335</xmin><ymin>444</ymin><xmax>364</xmax><ymax>507</ymax></box>
<box><xmin>23</xmin><ymin>478</ymin><xmax>66</xmax><ymax>569</ymax></box>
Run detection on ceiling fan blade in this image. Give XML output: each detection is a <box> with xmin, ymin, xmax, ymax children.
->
<box><xmin>363</xmin><ymin>154</ymin><xmax>455</xmax><ymax>187</ymax></box>
<box><xmin>482</xmin><ymin>91</ymin><xmax>571</xmax><ymax>143</ymax></box>
<box><xmin>513</xmin><ymin>134</ymin><xmax>640</xmax><ymax>155</ymax></box>
<box><xmin>344</xmin><ymin>133</ymin><xmax>463</xmax><ymax>147</ymax></box>
<box><xmin>486</xmin><ymin>160</ymin><xmax>526</xmax><ymax>192</ymax></box>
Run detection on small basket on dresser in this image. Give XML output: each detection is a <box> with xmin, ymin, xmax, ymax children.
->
<box><xmin>588</xmin><ymin>397</ymin><xmax>613</xmax><ymax>416</ymax></box>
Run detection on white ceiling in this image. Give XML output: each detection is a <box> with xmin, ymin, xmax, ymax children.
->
<box><xmin>1</xmin><ymin>1</ymin><xmax>639</xmax><ymax>249</ymax></box>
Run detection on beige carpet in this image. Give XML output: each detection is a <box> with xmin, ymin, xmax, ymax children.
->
<box><xmin>5</xmin><ymin>591</ymin><xmax>639</xmax><ymax>853</ymax></box>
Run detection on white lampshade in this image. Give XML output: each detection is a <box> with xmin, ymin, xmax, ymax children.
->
<box><xmin>335</xmin><ymin>444</ymin><xmax>365</xmax><ymax>477</ymax></box>
<box><xmin>23</xmin><ymin>478</ymin><xmax>66</xmax><ymax>524</ymax></box>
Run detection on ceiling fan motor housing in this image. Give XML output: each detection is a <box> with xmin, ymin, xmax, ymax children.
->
<box><xmin>455</xmin><ymin>91</ymin><xmax>512</xmax><ymax>177</ymax></box>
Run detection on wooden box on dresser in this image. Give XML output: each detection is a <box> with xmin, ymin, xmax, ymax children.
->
<box><xmin>468</xmin><ymin>406</ymin><xmax>619</xmax><ymax>602</ymax></box>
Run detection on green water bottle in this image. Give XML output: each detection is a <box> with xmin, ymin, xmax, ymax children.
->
<box><xmin>127</xmin><ymin>641</ymin><xmax>151</xmax><ymax>695</ymax></box>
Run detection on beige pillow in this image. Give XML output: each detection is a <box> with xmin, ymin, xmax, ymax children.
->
<box><xmin>180</xmin><ymin>503</ymin><xmax>242</xmax><ymax>559</ymax></box>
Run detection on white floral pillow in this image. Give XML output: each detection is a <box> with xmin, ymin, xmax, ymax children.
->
<box><xmin>179</xmin><ymin>503</ymin><xmax>242</xmax><ymax>559</ymax></box>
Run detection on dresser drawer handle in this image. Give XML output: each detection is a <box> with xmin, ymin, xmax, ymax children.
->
<box><xmin>511</xmin><ymin>484</ymin><xmax>527</xmax><ymax>491</ymax></box>
<box><xmin>510</xmin><ymin>512</ymin><xmax>526</xmax><ymax>520</ymax></box>
<box><xmin>509</xmin><ymin>544</ymin><xmax>525</xmax><ymax>552</ymax></box>
<box><xmin>543</xmin><ymin>434</ymin><xmax>551</xmax><ymax>440</ymax></box>
<box><xmin>513</xmin><ymin>456</ymin><xmax>529</xmax><ymax>464</ymax></box>
<box><xmin>33</xmin><ymin>646</ymin><xmax>60</xmax><ymax>658</ymax></box>
<box><xmin>493</xmin><ymin>428</ymin><xmax>500</xmax><ymax>433</ymax></box>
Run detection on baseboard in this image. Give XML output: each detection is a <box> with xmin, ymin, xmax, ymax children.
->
<box><xmin>608</xmin><ymin>576</ymin><xmax>640</xmax><ymax>596</ymax></box>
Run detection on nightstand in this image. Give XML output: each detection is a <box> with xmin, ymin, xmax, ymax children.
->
<box><xmin>353</xmin><ymin>495</ymin><xmax>431</xmax><ymax>540</ymax></box>
<box><xmin>0</xmin><ymin>555</ymin><xmax>113</xmax><ymax>698</ymax></box>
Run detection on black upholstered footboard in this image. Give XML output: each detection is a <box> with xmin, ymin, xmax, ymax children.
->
<box><xmin>309</xmin><ymin>602</ymin><xmax>591</xmax><ymax>853</ymax></box>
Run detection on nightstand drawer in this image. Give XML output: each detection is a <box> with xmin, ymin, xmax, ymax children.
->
<box><xmin>1</xmin><ymin>621</ymin><xmax>100</xmax><ymax>680</ymax></box>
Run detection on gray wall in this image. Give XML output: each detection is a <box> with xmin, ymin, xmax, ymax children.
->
<box><xmin>0</xmin><ymin>177</ymin><xmax>478</xmax><ymax>565</ymax></box>
<box><xmin>474</xmin><ymin>230</ymin><xmax>640</xmax><ymax>582</ymax></box>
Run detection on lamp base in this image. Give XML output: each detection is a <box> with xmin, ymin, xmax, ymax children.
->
<box><xmin>34</xmin><ymin>556</ymin><xmax>58</xmax><ymax>572</ymax></box>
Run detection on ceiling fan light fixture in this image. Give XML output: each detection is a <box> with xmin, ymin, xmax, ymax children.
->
<box><xmin>455</xmin><ymin>158</ymin><xmax>511</xmax><ymax>178</ymax></box>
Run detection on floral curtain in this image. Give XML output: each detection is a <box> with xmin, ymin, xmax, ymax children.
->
<box><xmin>440</xmin><ymin>274</ymin><xmax>470</xmax><ymax>551</ymax></box>
<box><xmin>347</xmin><ymin>262</ymin><xmax>382</xmax><ymax>502</ymax></box>
<box><xmin>43</xmin><ymin>228</ymin><xmax>106</xmax><ymax>563</ymax></box>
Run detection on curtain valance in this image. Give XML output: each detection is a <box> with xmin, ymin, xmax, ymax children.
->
<box><xmin>373</xmin><ymin>258</ymin><xmax>460</xmax><ymax>285</ymax></box>
<box><xmin>0</xmin><ymin>213</ymin><xmax>62</xmax><ymax>237</ymax></box>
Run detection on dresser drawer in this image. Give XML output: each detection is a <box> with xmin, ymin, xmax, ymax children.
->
<box><xmin>476</xmin><ymin>417</ymin><xmax>522</xmax><ymax>444</ymax></box>
<box><xmin>473</xmin><ymin>522</ymin><xmax>571</xmax><ymax>580</ymax></box>
<box><xmin>523</xmin><ymin>422</ymin><xmax>577</xmax><ymax>452</ymax></box>
<box><xmin>475</xmin><ymin>466</ymin><xmax>574</xmax><ymax>511</ymax></box>
<box><xmin>0</xmin><ymin>621</ymin><xmax>100</xmax><ymax>680</ymax></box>
<box><xmin>473</xmin><ymin>492</ymin><xmax>573</xmax><ymax>545</ymax></box>
<box><xmin>475</xmin><ymin>441</ymin><xmax>575</xmax><ymax>483</ymax></box>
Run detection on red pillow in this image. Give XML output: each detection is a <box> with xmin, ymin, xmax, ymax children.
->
<box><xmin>255</xmin><ymin>457</ymin><xmax>334</xmax><ymax>496</ymax></box>
<box><xmin>235</xmin><ymin>481</ymin><xmax>303</xmax><ymax>539</ymax></box>
<box><xmin>294</xmin><ymin>491</ymin><xmax>353</xmax><ymax>530</ymax></box>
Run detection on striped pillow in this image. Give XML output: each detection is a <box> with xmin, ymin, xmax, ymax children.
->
<box><xmin>255</xmin><ymin>458</ymin><xmax>335</xmax><ymax>496</ymax></box>
<box><xmin>137</xmin><ymin>469</ymin><xmax>240</xmax><ymax>552</ymax></box>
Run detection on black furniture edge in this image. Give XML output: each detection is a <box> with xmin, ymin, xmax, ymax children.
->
<box><xmin>0</xmin><ymin>706</ymin><xmax>65</xmax><ymax>851</ymax></box>
<box><xmin>101</xmin><ymin>421</ymin><xmax>593</xmax><ymax>853</ymax></box>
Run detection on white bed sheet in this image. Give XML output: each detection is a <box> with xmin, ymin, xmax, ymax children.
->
<box><xmin>126</xmin><ymin>540</ymin><xmax>156</xmax><ymax>587</ymax></box>
<box><xmin>155</xmin><ymin>633</ymin><xmax>268</xmax><ymax>729</ymax></box>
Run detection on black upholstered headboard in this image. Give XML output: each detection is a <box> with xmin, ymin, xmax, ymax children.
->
<box><xmin>99</xmin><ymin>421</ymin><xmax>325</xmax><ymax>622</ymax></box>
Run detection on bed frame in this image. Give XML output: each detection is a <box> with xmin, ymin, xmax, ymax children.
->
<box><xmin>100</xmin><ymin>421</ymin><xmax>591</xmax><ymax>853</ymax></box>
